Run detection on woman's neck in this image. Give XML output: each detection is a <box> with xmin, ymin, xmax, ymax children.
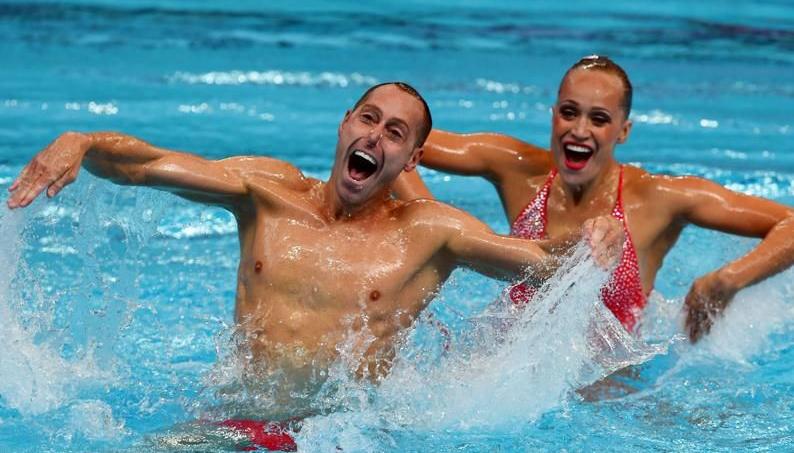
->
<box><xmin>559</xmin><ymin>161</ymin><xmax>621</xmax><ymax>207</ymax></box>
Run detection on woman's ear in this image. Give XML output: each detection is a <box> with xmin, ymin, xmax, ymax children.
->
<box><xmin>617</xmin><ymin>119</ymin><xmax>633</xmax><ymax>144</ymax></box>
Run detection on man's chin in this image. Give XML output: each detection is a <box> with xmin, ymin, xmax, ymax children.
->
<box><xmin>337</xmin><ymin>181</ymin><xmax>370</xmax><ymax>207</ymax></box>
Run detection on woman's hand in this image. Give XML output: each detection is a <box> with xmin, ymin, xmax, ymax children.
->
<box><xmin>684</xmin><ymin>270</ymin><xmax>739</xmax><ymax>343</ymax></box>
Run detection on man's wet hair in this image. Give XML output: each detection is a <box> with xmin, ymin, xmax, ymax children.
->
<box><xmin>352</xmin><ymin>82</ymin><xmax>433</xmax><ymax>147</ymax></box>
<box><xmin>560</xmin><ymin>55</ymin><xmax>633</xmax><ymax>119</ymax></box>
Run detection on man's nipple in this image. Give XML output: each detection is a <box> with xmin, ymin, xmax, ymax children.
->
<box><xmin>254</xmin><ymin>260</ymin><xmax>263</xmax><ymax>274</ymax></box>
<box><xmin>369</xmin><ymin>290</ymin><xmax>381</xmax><ymax>301</ymax></box>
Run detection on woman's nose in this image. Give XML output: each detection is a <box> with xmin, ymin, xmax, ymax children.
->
<box><xmin>571</xmin><ymin>116</ymin><xmax>589</xmax><ymax>139</ymax></box>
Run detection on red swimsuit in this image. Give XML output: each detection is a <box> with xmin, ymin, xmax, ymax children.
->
<box><xmin>508</xmin><ymin>166</ymin><xmax>646</xmax><ymax>331</ymax></box>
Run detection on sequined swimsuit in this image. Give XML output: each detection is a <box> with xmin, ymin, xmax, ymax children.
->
<box><xmin>508</xmin><ymin>166</ymin><xmax>646</xmax><ymax>331</ymax></box>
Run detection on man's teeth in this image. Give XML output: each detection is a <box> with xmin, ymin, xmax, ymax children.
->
<box><xmin>353</xmin><ymin>150</ymin><xmax>377</xmax><ymax>165</ymax></box>
<box><xmin>565</xmin><ymin>144</ymin><xmax>592</xmax><ymax>154</ymax></box>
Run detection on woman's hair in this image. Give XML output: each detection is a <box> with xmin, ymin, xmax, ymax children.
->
<box><xmin>560</xmin><ymin>55</ymin><xmax>633</xmax><ymax>119</ymax></box>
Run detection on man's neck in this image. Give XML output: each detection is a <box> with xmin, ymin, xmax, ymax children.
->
<box><xmin>320</xmin><ymin>182</ymin><xmax>392</xmax><ymax>222</ymax></box>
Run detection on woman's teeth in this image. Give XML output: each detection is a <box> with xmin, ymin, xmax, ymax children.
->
<box><xmin>563</xmin><ymin>143</ymin><xmax>593</xmax><ymax>170</ymax></box>
<box><xmin>565</xmin><ymin>144</ymin><xmax>592</xmax><ymax>154</ymax></box>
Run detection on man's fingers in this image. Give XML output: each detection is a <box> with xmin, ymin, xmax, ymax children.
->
<box><xmin>8</xmin><ymin>163</ymin><xmax>32</xmax><ymax>195</ymax></box>
<box><xmin>593</xmin><ymin>245</ymin><xmax>611</xmax><ymax>270</ymax></box>
<box><xmin>581</xmin><ymin>220</ymin><xmax>594</xmax><ymax>244</ymax></box>
<box><xmin>590</xmin><ymin>221</ymin><xmax>606</xmax><ymax>244</ymax></box>
<box><xmin>7</xmin><ymin>179</ymin><xmax>28</xmax><ymax>208</ymax></box>
<box><xmin>47</xmin><ymin>168</ymin><xmax>76</xmax><ymax>198</ymax></box>
<box><xmin>16</xmin><ymin>172</ymin><xmax>52</xmax><ymax>207</ymax></box>
<box><xmin>47</xmin><ymin>180</ymin><xmax>64</xmax><ymax>198</ymax></box>
<box><xmin>7</xmin><ymin>161</ymin><xmax>40</xmax><ymax>207</ymax></box>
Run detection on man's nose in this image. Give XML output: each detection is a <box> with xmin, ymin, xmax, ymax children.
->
<box><xmin>366</xmin><ymin>128</ymin><xmax>383</xmax><ymax>146</ymax></box>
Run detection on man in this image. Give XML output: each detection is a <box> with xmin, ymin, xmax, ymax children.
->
<box><xmin>7</xmin><ymin>82</ymin><xmax>622</xmax><ymax>449</ymax></box>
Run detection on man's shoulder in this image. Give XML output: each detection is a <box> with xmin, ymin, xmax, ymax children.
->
<box><xmin>220</xmin><ymin>156</ymin><xmax>309</xmax><ymax>186</ymax></box>
<box><xmin>393</xmin><ymin>198</ymin><xmax>473</xmax><ymax>229</ymax></box>
<box><xmin>219</xmin><ymin>155</ymin><xmax>301</xmax><ymax>174</ymax></box>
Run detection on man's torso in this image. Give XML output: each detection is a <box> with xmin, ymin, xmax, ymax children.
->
<box><xmin>227</xmin><ymin>167</ymin><xmax>454</xmax><ymax>388</ymax></box>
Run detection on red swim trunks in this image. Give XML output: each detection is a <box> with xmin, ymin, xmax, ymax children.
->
<box><xmin>219</xmin><ymin>419</ymin><xmax>297</xmax><ymax>452</ymax></box>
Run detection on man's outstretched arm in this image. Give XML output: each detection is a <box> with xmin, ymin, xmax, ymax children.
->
<box><xmin>420</xmin><ymin>201</ymin><xmax>623</xmax><ymax>282</ymax></box>
<box><xmin>7</xmin><ymin>131</ymin><xmax>254</xmax><ymax>209</ymax></box>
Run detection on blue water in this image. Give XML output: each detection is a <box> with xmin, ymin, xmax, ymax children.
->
<box><xmin>2</xmin><ymin>1</ymin><xmax>794</xmax><ymax>451</ymax></box>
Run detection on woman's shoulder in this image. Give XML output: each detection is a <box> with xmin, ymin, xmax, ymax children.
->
<box><xmin>622</xmin><ymin>164</ymin><xmax>719</xmax><ymax>205</ymax></box>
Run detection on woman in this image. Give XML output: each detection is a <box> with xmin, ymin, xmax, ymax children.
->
<box><xmin>397</xmin><ymin>55</ymin><xmax>794</xmax><ymax>341</ymax></box>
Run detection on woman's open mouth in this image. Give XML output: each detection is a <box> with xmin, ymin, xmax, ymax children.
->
<box><xmin>347</xmin><ymin>149</ymin><xmax>379</xmax><ymax>181</ymax></box>
<box><xmin>563</xmin><ymin>142</ymin><xmax>594</xmax><ymax>171</ymax></box>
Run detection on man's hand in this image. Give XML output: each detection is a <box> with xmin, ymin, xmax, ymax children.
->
<box><xmin>684</xmin><ymin>271</ymin><xmax>739</xmax><ymax>343</ymax></box>
<box><xmin>7</xmin><ymin>132</ymin><xmax>91</xmax><ymax>209</ymax></box>
<box><xmin>582</xmin><ymin>216</ymin><xmax>624</xmax><ymax>270</ymax></box>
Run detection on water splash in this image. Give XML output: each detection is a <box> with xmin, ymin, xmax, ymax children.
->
<box><xmin>67</xmin><ymin>400</ymin><xmax>127</xmax><ymax>441</ymax></box>
<box><xmin>295</xmin><ymin>244</ymin><xmax>670</xmax><ymax>450</ymax></box>
<box><xmin>700</xmin><ymin>270</ymin><xmax>794</xmax><ymax>364</ymax></box>
<box><xmin>639</xmin><ymin>267</ymin><xmax>794</xmax><ymax>367</ymax></box>
<box><xmin>0</xmin><ymin>208</ymin><xmax>98</xmax><ymax>415</ymax></box>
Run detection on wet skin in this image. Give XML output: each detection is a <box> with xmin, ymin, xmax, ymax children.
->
<box><xmin>396</xmin><ymin>68</ymin><xmax>794</xmax><ymax>342</ymax></box>
<box><xmin>7</xmin><ymin>84</ymin><xmax>624</xmax><ymax>417</ymax></box>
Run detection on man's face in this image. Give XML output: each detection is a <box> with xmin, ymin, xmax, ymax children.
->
<box><xmin>332</xmin><ymin>85</ymin><xmax>425</xmax><ymax>209</ymax></box>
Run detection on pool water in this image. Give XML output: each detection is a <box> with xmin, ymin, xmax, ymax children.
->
<box><xmin>2</xmin><ymin>1</ymin><xmax>794</xmax><ymax>451</ymax></box>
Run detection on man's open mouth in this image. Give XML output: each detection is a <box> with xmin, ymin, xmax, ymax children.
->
<box><xmin>563</xmin><ymin>142</ymin><xmax>594</xmax><ymax>171</ymax></box>
<box><xmin>347</xmin><ymin>149</ymin><xmax>379</xmax><ymax>181</ymax></box>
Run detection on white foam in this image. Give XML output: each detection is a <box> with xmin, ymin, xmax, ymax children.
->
<box><xmin>295</xmin><ymin>244</ymin><xmax>670</xmax><ymax>448</ymax></box>
<box><xmin>169</xmin><ymin>70</ymin><xmax>377</xmax><ymax>88</ymax></box>
<box><xmin>0</xmin><ymin>208</ymin><xmax>112</xmax><ymax>417</ymax></box>
<box><xmin>67</xmin><ymin>400</ymin><xmax>127</xmax><ymax>441</ymax></box>
<box><xmin>700</xmin><ymin>270</ymin><xmax>794</xmax><ymax>364</ymax></box>
<box><xmin>0</xmin><ymin>209</ymin><xmax>69</xmax><ymax>415</ymax></box>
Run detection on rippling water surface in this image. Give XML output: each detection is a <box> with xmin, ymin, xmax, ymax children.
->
<box><xmin>2</xmin><ymin>1</ymin><xmax>794</xmax><ymax>451</ymax></box>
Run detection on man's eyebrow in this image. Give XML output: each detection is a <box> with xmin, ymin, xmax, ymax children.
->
<box><xmin>360</xmin><ymin>104</ymin><xmax>382</xmax><ymax>115</ymax></box>
<box><xmin>360</xmin><ymin>103</ymin><xmax>411</xmax><ymax>132</ymax></box>
<box><xmin>386</xmin><ymin>117</ymin><xmax>410</xmax><ymax>132</ymax></box>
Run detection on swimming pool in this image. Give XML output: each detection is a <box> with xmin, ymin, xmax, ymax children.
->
<box><xmin>2</xmin><ymin>0</ymin><xmax>794</xmax><ymax>451</ymax></box>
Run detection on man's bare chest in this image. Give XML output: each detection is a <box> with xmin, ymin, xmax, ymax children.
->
<box><xmin>244</xmin><ymin>216</ymin><xmax>415</xmax><ymax>303</ymax></box>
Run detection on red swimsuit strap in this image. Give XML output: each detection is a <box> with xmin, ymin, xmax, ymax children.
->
<box><xmin>540</xmin><ymin>168</ymin><xmax>557</xmax><ymax>226</ymax></box>
<box><xmin>613</xmin><ymin>165</ymin><xmax>626</xmax><ymax>217</ymax></box>
<box><xmin>510</xmin><ymin>168</ymin><xmax>557</xmax><ymax>236</ymax></box>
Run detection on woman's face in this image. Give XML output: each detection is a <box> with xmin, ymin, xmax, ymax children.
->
<box><xmin>551</xmin><ymin>68</ymin><xmax>632</xmax><ymax>187</ymax></box>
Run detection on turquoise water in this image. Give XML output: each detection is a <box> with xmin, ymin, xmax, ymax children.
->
<box><xmin>2</xmin><ymin>1</ymin><xmax>794</xmax><ymax>451</ymax></box>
